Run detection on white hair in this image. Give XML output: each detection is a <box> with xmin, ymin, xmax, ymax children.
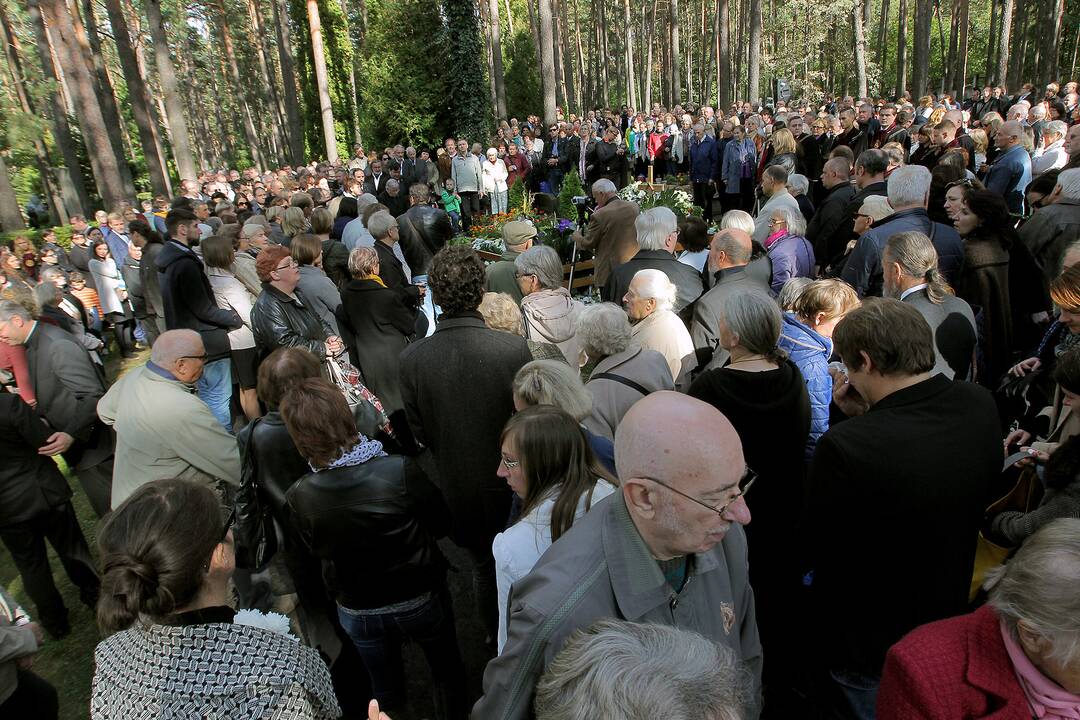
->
<box><xmin>1007</xmin><ymin>104</ymin><xmax>1030</xmax><ymax>120</ymax></box>
<box><xmin>592</xmin><ymin>178</ymin><xmax>617</xmax><ymax>195</ymax></box>
<box><xmin>1058</xmin><ymin>169</ymin><xmax>1080</xmax><ymax>201</ymax></box>
<box><xmin>787</xmin><ymin>173</ymin><xmax>810</xmax><ymax>196</ymax></box>
<box><xmin>1030</xmin><ymin>104</ymin><xmax>1047</xmax><ymax>119</ymax></box>
<box><xmin>887</xmin><ymin>165</ymin><xmax>931</xmax><ymax>208</ymax></box>
<box><xmin>635</xmin><ymin>207</ymin><xmax>678</xmax><ymax>251</ymax></box>
<box><xmin>720</xmin><ymin>210</ymin><xmax>755</xmax><ymax>236</ymax></box>
<box><xmin>576</xmin><ymin>303</ymin><xmax>632</xmax><ymax>357</ymax></box>
<box><xmin>772</xmin><ymin>205</ymin><xmax>807</xmax><ymax>237</ymax></box>
<box><xmin>1045</xmin><ymin>120</ymin><xmax>1068</xmax><ymax>141</ymax></box>
<box><xmin>631</xmin><ymin>269</ymin><xmax>677</xmax><ymax>311</ymax></box>
<box><xmin>366</xmin><ymin>210</ymin><xmax>396</xmax><ymax>240</ymax></box>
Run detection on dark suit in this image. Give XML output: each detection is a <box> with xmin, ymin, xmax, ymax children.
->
<box><xmin>398</xmin><ymin>312</ymin><xmax>532</xmax><ymax>636</ymax></box>
<box><xmin>0</xmin><ymin>393</ymin><xmax>99</xmax><ymax>633</ymax></box>
<box><xmin>24</xmin><ymin>322</ymin><xmax>113</xmax><ymax>517</ymax></box>
<box><xmin>607</xmin><ymin>249</ymin><xmax>705</xmax><ymax>318</ymax></box>
<box><xmin>364</xmin><ymin>173</ymin><xmax>388</xmax><ymax>196</ymax></box>
<box><xmin>807</xmin><ymin>183</ymin><xmax>857</xmax><ymax>270</ymax></box>
<box><xmin>805</xmin><ymin>374</ymin><xmax>1000</xmax><ymax>681</ymax></box>
<box><xmin>902</xmin><ymin>288</ymin><xmax>977</xmax><ymax>380</ymax></box>
<box><xmin>373</xmin><ymin>240</ymin><xmax>420</xmax><ymax>307</ymax></box>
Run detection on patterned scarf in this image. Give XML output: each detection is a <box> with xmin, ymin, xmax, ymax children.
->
<box><xmin>314</xmin><ymin>437</ymin><xmax>386</xmax><ymax>473</ymax></box>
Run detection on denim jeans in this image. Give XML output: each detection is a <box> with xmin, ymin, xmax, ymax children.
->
<box><xmin>825</xmin><ymin>667</ymin><xmax>880</xmax><ymax>720</ymax></box>
<box><xmin>197</xmin><ymin>358</ymin><xmax>233</xmax><ymax>432</ymax></box>
<box><xmin>338</xmin><ymin>589</ymin><xmax>468</xmax><ymax>720</ymax></box>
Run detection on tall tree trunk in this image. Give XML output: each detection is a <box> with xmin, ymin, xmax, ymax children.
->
<box><xmin>1038</xmin><ymin>0</ymin><xmax>1063</xmax><ymax>85</ymax></box>
<box><xmin>943</xmin><ymin>0</ymin><xmax>959</xmax><ymax>93</ymax></box>
<box><xmin>246</xmin><ymin>0</ymin><xmax>289</xmax><ymax>164</ymax></box>
<box><xmin>623</xmin><ymin>0</ymin><xmax>636</xmax><ymax>108</ymax></box>
<box><xmin>40</xmin><ymin>0</ymin><xmax>128</xmax><ymax>209</ymax></box>
<box><xmin>911</xmin><ymin>0</ymin><xmax>932</xmax><ymax>97</ymax></box>
<box><xmin>559</xmin><ymin>0</ymin><xmax>578</xmax><ymax>112</ymax></box>
<box><xmin>747</xmin><ymin>0</ymin><xmax>761</xmax><ymax>103</ymax></box>
<box><xmin>598</xmin><ymin>0</ymin><xmax>609</xmax><ymax>107</ymax></box>
<box><xmin>644</xmin><ymin>0</ymin><xmax>656</xmax><ymax>110</ymax></box>
<box><xmin>670</xmin><ymin>0</ymin><xmax>682</xmax><ymax>105</ymax></box>
<box><xmin>526</xmin><ymin>0</ymin><xmax>542</xmax><ymax>72</ymax></box>
<box><xmin>551</xmin><ymin>0</ymin><xmax>566</xmax><ymax>109</ymax></box>
<box><xmin>102</xmin><ymin>0</ymin><xmax>170</xmax><ymax>195</ymax></box>
<box><xmin>214</xmin><ymin>0</ymin><xmax>265</xmax><ymax>169</ymax></box>
<box><xmin>957</xmin><ymin>0</ymin><xmax>969</xmax><ymax>93</ymax></box>
<box><xmin>718</xmin><ymin>0</ymin><xmax>730</xmax><ymax>108</ymax></box>
<box><xmin>488</xmin><ymin>0</ymin><xmax>507</xmax><ymax>120</ymax></box>
<box><xmin>480</xmin><ymin>0</ymin><xmax>499</xmax><ymax>122</ymax></box>
<box><xmin>852</xmin><ymin>0</ymin><xmax>868</xmax><ymax>99</ymax></box>
<box><xmin>984</xmin><ymin>0</ymin><xmax>997</xmax><ymax>82</ymax></box>
<box><xmin>145</xmin><ymin>0</ymin><xmax>197</xmax><ymax>180</ymax></box>
<box><xmin>934</xmin><ymin>0</ymin><xmax>947</xmax><ymax>94</ymax></box>
<box><xmin>0</xmin><ymin>153</ymin><xmax>25</xmax><ymax>231</ymax></box>
<box><xmin>893</xmin><ymin>0</ymin><xmax>908</xmax><ymax>96</ymax></box>
<box><xmin>306</xmin><ymin>0</ymin><xmax>338</xmax><ymax>161</ymax></box>
<box><xmin>0</xmin><ymin>2</ymin><xmax>67</xmax><ymax>222</ymax></box>
<box><xmin>26</xmin><ymin>0</ymin><xmax>89</xmax><ymax>214</ymax></box>
<box><xmin>995</xmin><ymin>0</ymin><xmax>1013</xmax><ymax>88</ymax></box>
<box><xmin>272</xmin><ymin>0</ymin><xmax>305</xmax><ymax>165</ymax></box>
<box><xmin>74</xmin><ymin>0</ymin><xmax>137</xmax><ymax>199</ymax></box>
<box><xmin>538</xmin><ymin>0</ymin><xmax>557</xmax><ymax>125</ymax></box>
<box><xmin>573</xmin><ymin>0</ymin><xmax>587</xmax><ymax>109</ymax></box>
<box><xmin>875</xmin><ymin>0</ymin><xmax>889</xmax><ymax>92</ymax></box>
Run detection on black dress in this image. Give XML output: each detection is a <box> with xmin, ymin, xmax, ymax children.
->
<box><xmin>687</xmin><ymin>358</ymin><xmax>811</xmax><ymax>709</ymax></box>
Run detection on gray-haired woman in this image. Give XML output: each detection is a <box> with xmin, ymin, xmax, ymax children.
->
<box><xmin>686</xmin><ymin>289</ymin><xmax>810</xmax><ymax>710</ymax></box>
<box><xmin>879</xmin><ymin>518</ymin><xmax>1080</xmax><ymax>718</ymax></box>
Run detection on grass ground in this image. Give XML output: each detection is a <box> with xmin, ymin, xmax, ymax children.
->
<box><xmin>0</xmin><ymin>349</ymin><xmax>146</xmax><ymax>719</ymax></box>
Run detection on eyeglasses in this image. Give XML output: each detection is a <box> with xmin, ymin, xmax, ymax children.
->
<box><xmin>514</xmin><ymin>271</ymin><xmax>536</xmax><ymax>280</ymax></box>
<box><xmin>638</xmin><ymin>469</ymin><xmax>757</xmax><ymax>517</ymax></box>
<box><xmin>500</xmin><ymin>454</ymin><xmax>520</xmax><ymax>470</ymax></box>
<box><xmin>274</xmin><ymin>259</ymin><xmax>298</xmax><ymax>272</ymax></box>
<box><xmin>768</xmin><ymin>218</ymin><xmax>785</xmax><ymax>226</ymax></box>
<box><xmin>180</xmin><ymin>353</ymin><xmax>208</xmax><ymax>362</ymax></box>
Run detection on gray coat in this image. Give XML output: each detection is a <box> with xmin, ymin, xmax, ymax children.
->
<box><xmin>472</xmin><ymin>492</ymin><xmax>763</xmax><ymax>720</ymax></box>
<box><xmin>902</xmin><ymin>287</ymin><xmax>977</xmax><ymax>381</ymax></box>
<box><xmin>296</xmin><ymin>265</ymin><xmax>341</xmax><ymax>336</ymax></box>
<box><xmin>691</xmin><ymin>264</ymin><xmax>772</xmax><ymax>372</ymax></box>
<box><xmin>582</xmin><ymin>345</ymin><xmax>674</xmax><ymax>441</ymax></box>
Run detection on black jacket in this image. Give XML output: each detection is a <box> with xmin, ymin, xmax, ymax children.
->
<box><xmin>399</xmin><ymin>312</ymin><xmax>532</xmax><ymax>548</ymax></box>
<box><xmin>249</xmin><ymin>284</ymin><xmax>331</xmax><ymax>359</ymax></box>
<box><xmin>397</xmin><ymin>205</ymin><xmax>453</xmax><ymax>277</ymax></box>
<box><xmin>320</xmin><ymin>238</ymin><xmax>351</xmax><ymax>289</ymax></box>
<box><xmin>337</xmin><ymin>278</ymin><xmax>415</xmax><ymax>412</ymax></box>
<box><xmin>807</xmin><ymin>183</ymin><xmax>857</xmax><ymax>268</ymax></box>
<box><xmin>374</xmin><ymin>241</ymin><xmax>421</xmax><ymax>307</ymax></box>
<box><xmin>0</xmin><ymin>394</ymin><xmax>72</xmax><ymax>527</ymax></box>
<box><xmin>156</xmin><ymin>240</ymin><xmax>242</xmax><ymax>360</ymax></box>
<box><xmin>607</xmin><ymin>249</ymin><xmax>705</xmax><ymax>316</ymax></box>
<box><xmin>121</xmin><ymin>255</ymin><xmax>147</xmax><ymax>317</ymax></box>
<box><xmin>286</xmin><ymin>454</ymin><xmax>450</xmax><ymax>610</ymax></box>
<box><xmin>236</xmin><ymin>410</ymin><xmax>310</xmax><ymax>515</ymax></box>
<box><xmin>804</xmin><ymin>374</ymin><xmax>1000</xmax><ymax>675</ymax></box>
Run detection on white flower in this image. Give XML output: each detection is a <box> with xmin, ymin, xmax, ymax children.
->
<box><xmin>233</xmin><ymin>609</ymin><xmax>298</xmax><ymax>641</ymax></box>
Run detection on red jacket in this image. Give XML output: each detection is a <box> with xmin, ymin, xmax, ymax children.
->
<box><xmin>878</xmin><ymin>605</ymin><xmax>1032</xmax><ymax>720</ymax></box>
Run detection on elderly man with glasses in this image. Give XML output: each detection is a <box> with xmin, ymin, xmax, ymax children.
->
<box><xmin>97</xmin><ymin>329</ymin><xmax>241</xmax><ymax>509</ymax></box>
<box><xmin>473</xmin><ymin>391</ymin><xmax>762</xmax><ymax>720</ymax></box>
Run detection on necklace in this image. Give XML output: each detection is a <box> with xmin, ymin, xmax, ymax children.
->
<box><xmin>726</xmin><ymin>354</ymin><xmax>768</xmax><ymax>366</ymax></box>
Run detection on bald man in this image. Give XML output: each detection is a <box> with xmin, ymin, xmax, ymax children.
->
<box><xmin>97</xmin><ymin>329</ymin><xmax>241</xmax><ymax>508</ymax></box>
<box><xmin>691</xmin><ymin>228</ymin><xmax>771</xmax><ymax>372</ymax></box>
<box><xmin>473</xmin><ymin>392</ymin><xmax>762</xmax><ymax>720</ymax></box>
<box><xmin>984</xmin><ymin>120</ymin><xmax>1033</xmax><ymax>214</ymax></box>
<box><xmin>807</xmin><ymin>157</ymin><xmax>856</xmax><ymax>267</ymax></box>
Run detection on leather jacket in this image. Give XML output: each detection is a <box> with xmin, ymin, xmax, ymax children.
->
<box><xmin>397</xmin><ymin>205</ymin><xmax>453</xmax><ymax>277</ymax></box>
<box><xmin>235</xmin><ymin>411</ymin><xmax>310</xmax><ymax>515</ymax></box>
<box><xmin>250</xmin><ymin>284</ymin><xmax>331</xmax><ymax>359</ymax></box>
<box><xmin>286</xmin><ymin>454</ymin><xmax>451</xmax><ymax>609</ymax></box>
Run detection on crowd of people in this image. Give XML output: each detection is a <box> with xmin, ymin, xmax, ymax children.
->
<box><xmin>1</xmin><ymin>77</ymin><xmax>1080</xmax><ymax>720</ymax></box>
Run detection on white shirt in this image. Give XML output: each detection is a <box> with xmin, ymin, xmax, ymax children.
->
<box><xmin>493</xmin><ymin>481</ymin><xmax>616</xmax><ymax>653</ymax></box>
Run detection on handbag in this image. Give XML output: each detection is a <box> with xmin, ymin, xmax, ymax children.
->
<box><xmin>325</xmin><ymin>354</ymin><xmax>394</xmax><ymax>440</ymax></box>
<box><xmin>968</xmin><ymin>466</ymin><xmax>1043</xmax><ymax>601</ymax></box>
<box><xmin>234</xmin><ymin>418</ymin><xmax>278</xmax><ymax>571</ymax></box>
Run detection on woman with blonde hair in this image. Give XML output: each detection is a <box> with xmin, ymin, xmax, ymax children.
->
<box><xmin>765</xmin><ymin>128</ymin><xmax>798</xmax><ymax>175</ymax></box>
<box><xmin>478</xmin><ymin>291</ymin><xmax>565</xmax><ymax>362</ymax></box>
<box><xmin>778</xmin><ymin>278</ymin><xmax>860</xmax><ymax>457</ymax></box>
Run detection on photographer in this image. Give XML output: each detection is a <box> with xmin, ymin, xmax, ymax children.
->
<box><xmin>569</xmin><ymin>179</ymin><xmax>640</xmax><ymax>301</ymax></box>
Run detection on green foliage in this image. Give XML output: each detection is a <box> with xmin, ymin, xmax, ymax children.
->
<box><xmin>0</xmin><ymin>224</ymin><xmax>72</xmax><ymax>249</ymax></box>
<box><xmin>441</xmin><ymin>0</ymin><xmax>491</xmax><ymax>143</ymax></box>
<box><xmin>557</xmin><ymin>170</ymin><xmax>584</xmax><ymax>219</ymax></box>
<box><xmin>507</xmin><ymin>177</ymin><xmax>526</xmax><ymax>212</ymax></box>
<box><xmin>356</xmin><ymin>0</ymin><xmax>452</xmax><ymax>149</ymax></box>
<box><xmin>504</xmin><ymin>30</ymin><xmax>542</xmax><ymax>121</ymax></box>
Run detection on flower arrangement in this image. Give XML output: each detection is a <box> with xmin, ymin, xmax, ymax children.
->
<box><xmin>617</xmin><ymin>182</ymin><xmax>701</xmax><ymax>217</ymax></box>
<box><xmin>233</xmin><ymin>609</ymin><xmax>298</xmax><ymax>641</ymax></box>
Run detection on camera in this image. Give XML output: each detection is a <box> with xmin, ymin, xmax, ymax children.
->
<box><xmin>571</xmin><ymin>195</ymin><xmax>591</xmax><ymax>207</ymax></box>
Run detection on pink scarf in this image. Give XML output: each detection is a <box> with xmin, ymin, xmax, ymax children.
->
<box><xmin>1000</xmin><ymin>619</ymin><xmax>1080</xmax><ymax>719</ymax></box>
<box><xmin>765</xmin><ymin>228</ymin><xmax>787</xmax><ymax>250</ymax></box>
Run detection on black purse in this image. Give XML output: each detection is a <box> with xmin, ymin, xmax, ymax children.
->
<box><xmin>234</xmin><ymin>418</ymin><xmax>278</xmax><ymax>571</ymax></box>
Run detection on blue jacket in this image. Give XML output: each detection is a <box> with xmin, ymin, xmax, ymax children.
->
<box><xmin>778</xmin><ymin>313</ymin><xmax>831</xmax><ymax>459</ymax></box>
<box><xmin>841</xmin><ymin>207</ymin><xmax>965</xmax><ymax>297</ymax></box>
<box><xmin>767</xmin><ymin>233</ymin><xmax>816</xmax><ymax>294</ymax></box>
<box><xmin>688</xmin><ymin>135</ymin><xmax>718</xmax><ymax>183</ymax></box>
<box><xmin>722</xmin><ymin>139</ymin><xmax>757</xmax><ymax>190</ymax></box>
<box><xmin>101</xmin><ymin>227</ymin><xmax>130</xmax><ymax>265</ymax></box>
<box><xmin>983</xmin><ymin>144</ymin><xmax>1032</xmax><ymax>215</ymax></box>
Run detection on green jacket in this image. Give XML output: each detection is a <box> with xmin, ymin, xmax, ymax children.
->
<box><xmin>484</xmin><ymin>248</ymin><xmax>525</xmax><ymax>305</ymax></box>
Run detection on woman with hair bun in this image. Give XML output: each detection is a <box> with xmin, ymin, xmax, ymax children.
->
<box><xmin>91</xmin><ymin>478</ymin><xmax>340</xmax><ymax>719</ymax></box>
